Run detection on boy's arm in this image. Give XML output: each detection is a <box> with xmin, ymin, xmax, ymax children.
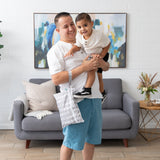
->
<box><xmin>64</xmin><ymin>45</ymin><xmax>81</xmax><ymax>57</ymax></box>
<box><xmin>99</xmin><ymin>42</ymin><xmax>111</xmax><ymax>58</ymax></box>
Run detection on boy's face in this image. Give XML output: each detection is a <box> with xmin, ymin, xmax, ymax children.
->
<box><xmin>76</xmin><ymin>19</ymin><xmax>93</xmax><ymax>39</ymax></box>
<box><xmin>56</xmin><ymin>16</ymin><xmax>76</xmax><ymax>43</ymax></box>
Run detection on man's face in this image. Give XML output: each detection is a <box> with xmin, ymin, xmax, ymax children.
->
<box><xmin>56</xmin><ymin>16</ymin><xmax>76</xmax><ymax>43</ymax></box>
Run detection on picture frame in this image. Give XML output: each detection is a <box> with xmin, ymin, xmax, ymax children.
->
<box><xmin>33</xmin><ymin>13</ymin><xmax>127</xmax><ymax>69</ymax></box>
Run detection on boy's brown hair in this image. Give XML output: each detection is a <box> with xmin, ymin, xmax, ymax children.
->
<box><xmin>75</xmin><ymin>13</ymin><xmax>92</xmax><ymax>23</ymax></box>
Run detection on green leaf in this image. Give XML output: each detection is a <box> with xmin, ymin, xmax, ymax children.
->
<box><xmin>0</xmin><ymin>44</ymin><xmax>4</xmax><ymax>49</ymax></box>
<box><xmin>0</xmin><ymin>32</ymin><xmax>3</xmax><ymax>37</ymax></box>
<box><xmin>153</xmin><ymin>89</ymin><xmax>158</xmax><ymax>92</ymax></box>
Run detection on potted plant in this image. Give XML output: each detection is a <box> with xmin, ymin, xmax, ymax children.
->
<box><xmin>138</xmin><ymin>72</ymin><xmax>160</xmax><ymax>101</ymax></box>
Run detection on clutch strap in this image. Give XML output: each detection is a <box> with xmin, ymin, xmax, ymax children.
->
<box><xmin>68</xmin><ymin>71</ymin><xmax>72</xmax><ymax>86</ymax></box>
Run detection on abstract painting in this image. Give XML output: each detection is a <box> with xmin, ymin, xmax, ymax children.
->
<box><xmin>34</xmin><ymin>13</ymin><xmax>127</xmax><ymax>68</ymax></box>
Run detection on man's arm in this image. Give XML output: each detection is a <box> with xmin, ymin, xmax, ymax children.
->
<box><xmin>51</xmin><ymin>56</ymin><xmax>98</xmax><ymax>85</ymax></box>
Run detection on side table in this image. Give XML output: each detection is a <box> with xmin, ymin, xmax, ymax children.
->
<box><xmin>139</xmin><ymin>100</ymin><xmax>160</xmax><ymax>141</ymax></box>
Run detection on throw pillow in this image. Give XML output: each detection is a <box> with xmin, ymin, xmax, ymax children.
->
<box><xmin>23</xmin><ymin>80</ymin><xmax>58</xmax><ymax>111</ymax></box>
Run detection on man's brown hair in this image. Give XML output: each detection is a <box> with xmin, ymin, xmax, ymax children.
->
<box><xmin>54</xmin><ymin>12</ymin><xmax>71</xmax><ymax>26</ymax></box>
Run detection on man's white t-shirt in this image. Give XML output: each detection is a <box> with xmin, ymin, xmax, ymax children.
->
<box><xmin>47</xmin><ymin>41</ymin><xmax>102</xmax><ymax>99</ymax></box>
<box><xmin>75</xmin><ymin>29</ymin><xmax>110</xmax><ymax>55</ymax></box>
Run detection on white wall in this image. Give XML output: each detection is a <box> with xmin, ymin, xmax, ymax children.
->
<box><xmin>0</xmin><ymin>0</ymin><xmax>160</xmax><ymax>129</ymax></box>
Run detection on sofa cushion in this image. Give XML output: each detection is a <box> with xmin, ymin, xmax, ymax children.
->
<box><xmin>102</xmin><ymin>109</ymin><xmax>131</xmax><ymax>130</ymax></box>
<box><xmin>102</xmin><ymin>79</ymin><xmax>123</xmax><ymax>109</ymax></box>
<box><xmin>22</xmin><ymin>112</ymin><xmax>62</xmax><ymax>131</ymax></box>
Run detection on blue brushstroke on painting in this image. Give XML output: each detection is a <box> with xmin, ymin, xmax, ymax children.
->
<box><xmin>46</xmin><ymin>23</ymin><xmax>56</xmax><ymax>49</ymax></box>
<box><xmin>108</xmin><ymin>26</ymin><xmax>125</xmax><ymax>58</ymax></box>
<box><xmin>34</xmin><ymin>20</ymin><xmax>57</xmax><ymax>68</ymax></box>
<box><xmin>114</xmin><ymin>26</ymin><xmax>124</xmax><ymax>38</ymax></box>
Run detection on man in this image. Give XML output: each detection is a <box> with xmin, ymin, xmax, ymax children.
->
<box><xmin>47</xmin><ymin>12</ymin><xmax>109</xmax><ymax>160</ymax></box>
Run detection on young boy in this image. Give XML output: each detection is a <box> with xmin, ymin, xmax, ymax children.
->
<box><xmin>64</xmin><ymin>13</ymin><xmax>110</xmax><ymax>101</ymax></box>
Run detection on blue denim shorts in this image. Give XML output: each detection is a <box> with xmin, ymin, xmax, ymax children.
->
<box><xmin>62</xmin><ymin>98</ymin><xmax>102</xmax><ymax>150</ymax></box>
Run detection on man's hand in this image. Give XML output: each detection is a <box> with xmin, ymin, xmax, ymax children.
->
<box><xmin>98</xmin><ymin>58</ymin><xmax>110</xmax><ymax>71</ymax></box>
<box><xmin>91</xmin><ymin>53</ymin><xmax>102</xmax><ymax>59</ymax></box>
<box><xmin>82</xmin><ymin>55</ymin><xmax>99</xmax><ymax>72</ymax></box>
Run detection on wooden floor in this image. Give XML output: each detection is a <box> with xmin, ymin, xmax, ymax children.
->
<box><xmin>0</xmin><ymin>130</ymin><xmax>160</xmax><ymax>160</ymax></box>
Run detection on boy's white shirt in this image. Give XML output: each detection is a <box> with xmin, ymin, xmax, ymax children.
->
<box><xmin>75</xmin><ymin>29</ymin><xmax>110</xmax><ymax>55</ymax></box>
<box><xmin>47</xmin><ymin>41</ymin><xmax>102</xmax><ymax>101</ymax></box>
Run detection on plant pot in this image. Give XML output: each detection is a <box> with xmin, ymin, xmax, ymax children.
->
<box><xmin>145</xmin><ymin>91</ymin><xmax>150</xmax><ymax>101</ymax></box>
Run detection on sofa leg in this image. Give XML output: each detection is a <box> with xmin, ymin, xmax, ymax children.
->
<box><xmin>26</xmin><ymin>140</ymin><xmax>31</xmax><ymax>149</ymax></box>
<box><xmin>123</xmin><ymin>139</ymin><xmax>128</xmax><ymax>147</ymax></box>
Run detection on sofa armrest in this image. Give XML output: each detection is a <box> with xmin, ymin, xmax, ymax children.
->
<box><xmin>123</xmin><ymin>92</ymin><xmax>140</xmax><ymax>137</ymax></box>
<box><xmin>13</xmin><ymin>100</ymin><xmax>25</xmax><ymax>138</ymax></box>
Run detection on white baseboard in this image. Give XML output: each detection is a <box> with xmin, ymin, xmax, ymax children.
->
<box><xmin>0</xmin><ymin>124</ymin><xmax>14</xmax><ymax>130</ymax></box>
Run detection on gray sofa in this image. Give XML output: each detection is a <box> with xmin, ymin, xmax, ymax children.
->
<box><xmin>13</xmin><ymin>78</ymin><xmax>139</xmax><ymax>148</ymax></box>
